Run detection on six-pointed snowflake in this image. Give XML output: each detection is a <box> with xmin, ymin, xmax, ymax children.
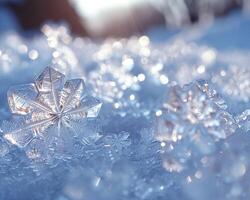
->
<box><xmin>3</xmin><ymin>67</ymin><xmax>102</xmax><ymax>148</ymax></box>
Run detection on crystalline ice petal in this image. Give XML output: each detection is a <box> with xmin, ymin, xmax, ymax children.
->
<box><xmin>37</xmin><ymin>93</ymin><xmax>58</xmax><ymax>113</ymax></box>
<box><xmin>60</xmin><ymin>79</ymin><xmax>85</xmax><ymax>111</ymax></box>
<box><xmin>67</xmin><ymin>96</ymin><xmax>102</xmax><ymax>120</ymax></box>
<box><xmin>3</xmin><ymin>116</ymin><xmax>55</xmax><ymax>148</ymax></box>
<box><xmin>35</xmin><ymin>67</ymin><xmax>65</xmax><ymax>112</ymax></box>
<box><xmin>35</xmin><ymin>67</ymin><xmax>65</xmax><ymax>93</ymax></box>
<box><xmin>4</xmin><ymin>129</ymin><xmax>34</xmax><ymax>148</ymax></box>
<box><xmin>7</xmin><ymin>84</ymin><xmax>38</xmax><ymax>115</ymax></box>
<box><xmin>85</xmin><ymin>102</ymin><xmax>102</xmax><ymax>118</ymax></box>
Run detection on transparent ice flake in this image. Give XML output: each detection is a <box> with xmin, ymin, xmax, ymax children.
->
<box><xmin>35</xmin><ymin>67</ymin><xmax>65</xmax><ymax>113</ymax></box>
<box><xmin>7</xmin><ymin>83</ymin><xmax>39</xmax><ymax>115</ymax></box>
<box><xmin>35</xmin><ymin>67</ymin><xmax>65</xmax><ymax>93</ymax></box>
<box><xmin>3</xmin><ymin>67</ymin><xmax>102</xmax><ymax>150</ymax></box>
<box><xmin>59</xmin><ymin>79</ymin><xmax>85</xmax><ymax>111</ymax></box>
<box><xmin>3</xmin><ymin>116</ymin><xmax>52</xmax><ymax>148</ymax></box>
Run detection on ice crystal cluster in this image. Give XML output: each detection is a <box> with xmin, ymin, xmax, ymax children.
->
<box><xmin>155</xmin><ymin>81</ymin><xmax>237</xmax><ymax>175</ymax></box>
<box><xmin>0</xmin><ymin>16</ymin><xmax>250</xmax><ymax>200</ymax></box>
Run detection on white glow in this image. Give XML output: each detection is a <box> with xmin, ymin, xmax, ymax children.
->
<box><xmin>71</xmin><ymin>0</ymin><xmax>131</xmax><ymax>19</ymax></box>
<box><xmin>156</xmin><ymin>110</ymin><xmax>162</xmax><ymax>116</ymax></box>
<box><xmin>70</xmin><ymin>0</ymin><xmax>145</xmax><ymax>33</ymax></box>
<box><xmin>129</xmin><ymin>94</ymin><xmax>135</xmax><ymax>101</ymax></box>
<box><xmin>197</xmin><ymin>65</ymin><xmax>205</xmax><ymax>74</ymax></box>
<box><xmin>28</xmin><ymin>49</ymin><xmax>39</xmax><ymax>60</ymax></box>
<box><xmin>160</xmin><ymin>75</ymin><xmax>169</xmax><ymax>85</ymax></box>
<box><xmin>137</xmin><ymin>73</ymin><xmax>145</xmax><ymax>82</ymax></box>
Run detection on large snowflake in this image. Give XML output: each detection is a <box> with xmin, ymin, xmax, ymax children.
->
<box><xmin>3</xmin><ymin>67</ymin><xmax>102</xmax><ymax>148</ymax></box>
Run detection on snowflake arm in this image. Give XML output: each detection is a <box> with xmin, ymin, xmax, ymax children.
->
<box><xmin>35</xmin><ymin>66</ymin><xmax>65</xmax><ymax>113</ymax></box>
<box><xmin>60</xmin><ymin>79</ymin><xmax>85</xmax><ymax>112</ymax></box>
<box><xmin>66</xmin><ymin>96</ymin><xmax>102</xmax><ymax>120</ymax></box>
<box><xmin>7</xmin><ymin>84</ymin><xmax>51</xmax><ymax>115</ymax></box>
<box><xmin>3</xmin><ymin>117</ymin><xmax>53</xmax><ymax>147</ymax></box>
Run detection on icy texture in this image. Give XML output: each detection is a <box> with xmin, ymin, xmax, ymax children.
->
<box><xmin>0</xmin><ymin>13</ymin><xmax>250</xmax><ymax>200</ymax></box>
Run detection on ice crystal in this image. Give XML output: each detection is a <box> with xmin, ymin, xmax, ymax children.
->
<box><xmin>155</xmin><ymin>81</ymin><xmax>237</xmax><ymax>173</ymax></box>
<box><xmin>3</xmin><ymin>67</ymin><xmax>102</xmax><ymax>150</ymax></box>
<box><xmin>156</xmin><ymin>80</ymin><xmax>236</xmax><ymax>141</ymax></box>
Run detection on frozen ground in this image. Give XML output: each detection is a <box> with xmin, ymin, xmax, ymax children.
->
<box><xmin>0</xmin><ymin>9</ymin><xmax>250</xmax><ymax>200</ymax></box>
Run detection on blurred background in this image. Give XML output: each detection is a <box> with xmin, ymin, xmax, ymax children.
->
<box><xmin>0</xmin><ymin>0</ymin><xmax>250</xmax><ymax>41</ymax></box>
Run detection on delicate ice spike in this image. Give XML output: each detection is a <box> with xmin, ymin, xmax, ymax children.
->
<box><xmin>4</xmin><ymin>129</ymin><xmax>34</xmax><ymax>148</ymax></box>
<box><xmin>3</xmin><ymin>117</ymin><xmax>55</xmax><ymax>148</ymax></box>
<box><xmin>7</xmin><ymin>83</ymin><xmax>51</xmax><ymax>115</ymax></box>
<box><xmin>84</xmin><ymin>97</ymin><xmax>102</xmax><ymax>118</ymax></box>
<box><xmin>35</xmin><ymin>67</ymin><xmax>65</xmax><ymax>112</ymax></box>
<box><xmin>35</xmin><ymin>67</ymin><xmax>65</xmax><ymax>93</ymax></box>
<box><xmin>60</xmin><ymin>79</ymin><xmax>85</xmax><ymax>112</ymax></box>
<box><xmin>67</xmin><ymin>96</ymin><xmax>102</xmax><ymax>120</ymax></box>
